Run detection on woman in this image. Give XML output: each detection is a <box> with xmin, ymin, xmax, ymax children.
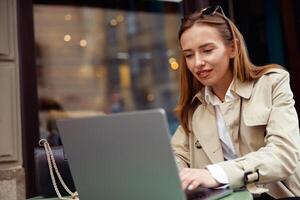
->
<box><xmin>172</xmin><ymin>6</ymin><xmax>300</xmax><ymax>199</ymax></box>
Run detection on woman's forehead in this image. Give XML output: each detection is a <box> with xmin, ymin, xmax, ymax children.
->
<box><xmin>180</xmin><ymin>24</ymin><xmax>225</xmax><ymax>49</ymax></box>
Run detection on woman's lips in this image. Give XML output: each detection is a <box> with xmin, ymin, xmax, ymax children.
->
<box><xmin>197</xmin><ymin>69</ymin><xmax>213</xmax><ymax>79</ymax></box>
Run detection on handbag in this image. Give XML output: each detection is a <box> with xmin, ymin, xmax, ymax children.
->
<box><xmin>35</xmin><ymin>139</ymin><xmax>79</xmax><ymax>200</ymax></box>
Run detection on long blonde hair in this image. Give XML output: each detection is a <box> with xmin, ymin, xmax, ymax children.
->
<box><xmin>176</xmin><ymin>9</ymin><xmax>280</xmax><ymax>134</ymax></box>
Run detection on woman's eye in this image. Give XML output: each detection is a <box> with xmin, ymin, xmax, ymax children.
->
<box><xmin>184</xmin><ymin>54</ymin><xmax>193</xmax><ymax>58</ymax></box>
<box><xmin>203</xmin><ymin>49</ymin><xmax>213</xmax><ymax>53</ymax></box>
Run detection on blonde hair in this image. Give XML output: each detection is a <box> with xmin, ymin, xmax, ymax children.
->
<box><xmin>176</xmin><ymin>10</ymin><xmax>280</xmax><ymax>134</ymax></box>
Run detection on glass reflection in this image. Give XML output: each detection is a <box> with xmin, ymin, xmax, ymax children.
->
<box><xmin>34</xmin><ymin>5</ymin><xmax>181</xmax><ymax>144</ymax></box>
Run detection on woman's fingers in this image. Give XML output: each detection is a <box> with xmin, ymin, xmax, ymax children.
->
<box><xmin>180</xmin><ymin>168</ymin><xmax>201</xmax><ymax>190</ymax></box>
<box><xmin>181</xmin><ymin>174</ymin><xmax>194</xmax><ymax>189</ymax></box>
<box><xmin>179</xmin><ymin>168</ymin><xmax>192</xmax><ymax>181</ymax></box>
<box><xmin>188</xmin><ymin>179</ymin><xmax>201</xmax><ymax>190</ymax></box>
<box><xmin>179</xmin><ymin>168</ymin><xmax>220</xmax><ymax>190</ymax></box>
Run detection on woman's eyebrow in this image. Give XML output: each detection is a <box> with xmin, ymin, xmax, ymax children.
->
<box><xmin>198</xmin><ymin>43</ymin><xmax>215</xmax><ymax>49</ymax></box>
<box><xmin>182</xmin><ymin>42</ymin><xmax>215</xmax><ymax>52</ymax></box>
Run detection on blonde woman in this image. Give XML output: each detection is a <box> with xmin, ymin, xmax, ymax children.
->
<box><xmin>172</xmin><ymin>6</ymin><xmax>300</xmax><ymax>199</ymax></box>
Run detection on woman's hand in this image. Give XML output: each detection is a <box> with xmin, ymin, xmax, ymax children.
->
<box><xmin>179</xmin><ymin>168</ymin><xmax>220</xmax><ymax>190</ymax></box>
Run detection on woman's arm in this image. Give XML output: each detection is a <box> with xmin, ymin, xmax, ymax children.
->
<box><xmin>219</xmin><ymin>70</ymin><xmax>300</xmax><ymax>189</ymax></box>
<box><xmin>172</xmin><ymin>126</ymin><xmax>221</xmax><ymax>190</ymax></box>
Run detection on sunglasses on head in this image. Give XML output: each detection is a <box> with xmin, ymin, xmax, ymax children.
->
<box><xmin>181</xmin><ymin>5</ymin><xmax>226</xmax><ymax>23</ymax></box>
<box><xmin>202</xmin><ymin>5</ymin><xmax>225</xmax><ymax>16</ymax></box>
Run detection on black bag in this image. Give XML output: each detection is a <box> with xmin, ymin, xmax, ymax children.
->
<box><xmin>34</xmin><ymin>145</ymin><xmax>76</xmax><ymax>198</ymax></box>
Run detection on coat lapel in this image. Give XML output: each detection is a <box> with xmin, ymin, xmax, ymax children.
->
<box><xmin>190</xmin><ymin>79</ymin><xmax>255</xmax><ymax>164</ymax></box>
<box><xmin>232</xmin><ymin>78</ymin><xmax>254</xmax><ymax>99</ymax></box>
<box><xmin>192</xmin><ymin>104</ymin><xmax>224</xmax><ymax>164</ymax></box>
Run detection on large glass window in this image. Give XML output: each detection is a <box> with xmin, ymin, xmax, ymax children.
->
<box><xmin>34</xmin><ymin>2</ymin><xmax>181</xmax><ymax>145</ymax></box>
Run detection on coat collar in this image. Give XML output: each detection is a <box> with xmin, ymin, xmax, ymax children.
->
<box><xmin>191</xmin><ymin>78</ymin><xmax>254</xmax><ymax>104</ymax></box>
<box><xmin>190</xmin><ymin>78</ymin><xmax>254</xmax><ymax>163</ymax></box>
<box><xmin>232</xmin><ymin>78</ymin><xmax>254</xmax><ymax>99</ymax></box>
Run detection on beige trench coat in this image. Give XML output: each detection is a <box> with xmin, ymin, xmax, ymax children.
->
<box><xmin>172</xmin><ymin>68</ymin><xmax>300</xmax><ymax>198</ymax></box>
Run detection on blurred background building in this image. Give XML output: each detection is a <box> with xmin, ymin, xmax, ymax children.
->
<box><xmin>34</xmin><ymin>3</ymin><xmax>182</xmax><ymax>137</ymax></box>
<box><xmin>0</xmin><ymin>0</ymin><xmax>300</xmax><ymax>199</ymax></box>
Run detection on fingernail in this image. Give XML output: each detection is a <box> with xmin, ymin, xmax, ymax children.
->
<box><xmin>188</xmin><ymin>184</ymin><xmax>194</xmax><ymax>190</ymax></box>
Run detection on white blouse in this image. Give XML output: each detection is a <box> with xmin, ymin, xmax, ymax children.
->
<box><xmin>203</xmin><ymin>83</ymin><xmax>239</xmax><ymax>186</ymax></box>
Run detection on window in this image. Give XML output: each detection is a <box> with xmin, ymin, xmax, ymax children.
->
<box><xmin>34</xmin><ymin>2</ymin><xmax>182</xmax><ymax>145</ymax></box>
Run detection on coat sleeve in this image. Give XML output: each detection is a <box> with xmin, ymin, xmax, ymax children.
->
<box><xmin>171</xmin><ymin>125</ymin><xmax>191</xmax><ymax>170</ymax></box>
<box><xmin>218</xmin><ymin>70</ymin><xmax>300</xmax><ymax>189</ymax></box>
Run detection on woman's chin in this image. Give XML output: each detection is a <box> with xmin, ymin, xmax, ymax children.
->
<box><xmin>198</xmin><ymin>79</ymin><xmax>215</xmax><ymax>87</ymax></box>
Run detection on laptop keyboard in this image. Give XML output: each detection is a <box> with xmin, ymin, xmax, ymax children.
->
<box><xmin>185</xmin><ymin>187</ymin><xmax>232</xmax><ymax>200</ymax></box>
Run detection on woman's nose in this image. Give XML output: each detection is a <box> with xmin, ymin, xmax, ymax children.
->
<box><xmin>194</xmin><ymin>54</ymin><xmax>205</xmax><ymax>68</ymax></box>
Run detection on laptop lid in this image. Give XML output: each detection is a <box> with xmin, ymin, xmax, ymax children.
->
<box><xmin>57</xmin><ymin>109</ymin><xmax>186</xmax><ymax>200</ymax></box>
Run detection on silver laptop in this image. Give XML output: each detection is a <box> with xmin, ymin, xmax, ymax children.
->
<box><xmin>57</xmin><ymin>108</ymin><xmax>233</xmax><ymax>200</ymax></box>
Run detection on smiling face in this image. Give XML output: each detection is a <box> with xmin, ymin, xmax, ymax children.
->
<box><xmin>180</xmin><ymin>23</ymin><xmax>235</xmax><ymax>93</ymax></box>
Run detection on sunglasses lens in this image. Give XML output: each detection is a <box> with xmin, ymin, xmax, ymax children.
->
<box><xmin>202</xmin><ymin>6</ymin><xmax>217</xmax><ymax>15</ymax></box>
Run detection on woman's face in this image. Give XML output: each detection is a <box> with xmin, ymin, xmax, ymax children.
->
<box><xmin>180</xmin><ymin>24</ymin><xmax>235</xmax><ymax>90</ymax></box>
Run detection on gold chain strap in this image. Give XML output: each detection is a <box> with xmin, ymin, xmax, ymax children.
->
<box><xmin>39</xmin><ymin>139</ymin><xmax>79</xmax><ymax>200</ymax></box>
